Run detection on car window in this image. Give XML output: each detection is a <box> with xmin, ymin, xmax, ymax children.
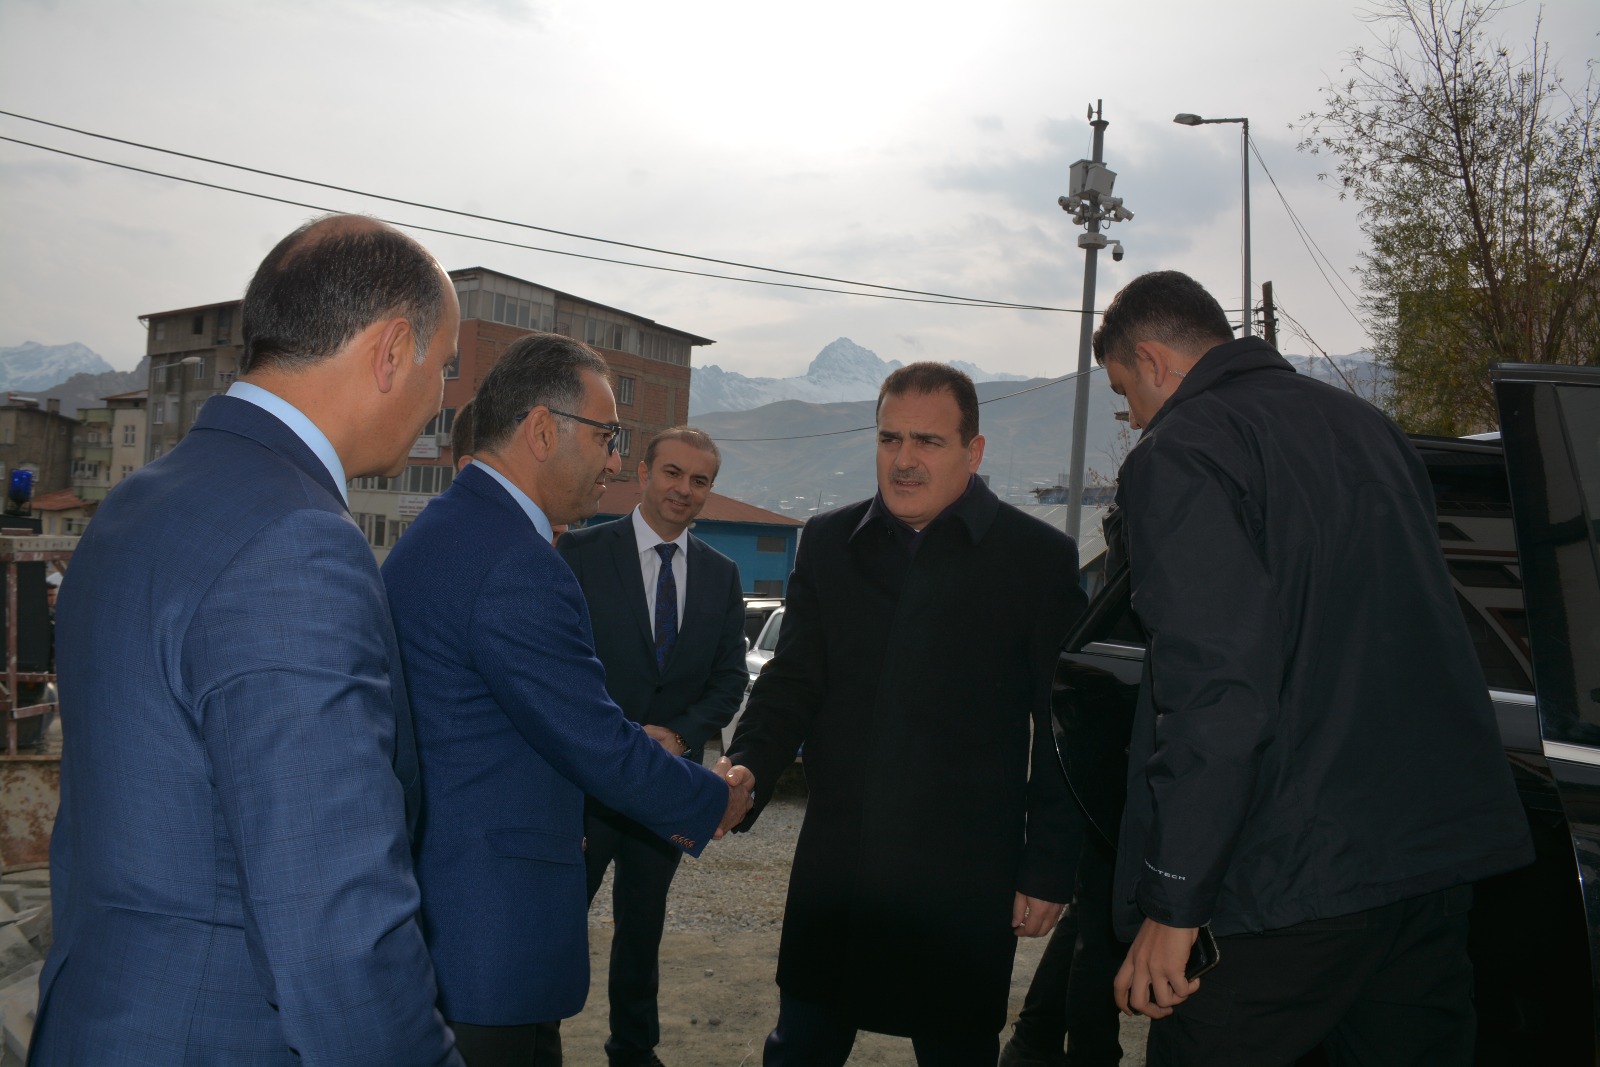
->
<box><xmin>1497</xmin><ymin>375</ymin><xmax>1600</xmax><ymax>747</ymax></box>
<box><xmin>1418</xmin><ymin>442</ymin><xmax>1534</xmax><ymax>692</ymax></box>
<box><xmin>757</xmin><ymin>610</ymin><xmax>783</xmax><ymax>653</ymax></box>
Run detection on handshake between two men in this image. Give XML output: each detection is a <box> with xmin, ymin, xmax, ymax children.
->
<box><xmin>709</xmin><ymin>754</ymin><xmax>756</xmax><ymax>839</ymax></box>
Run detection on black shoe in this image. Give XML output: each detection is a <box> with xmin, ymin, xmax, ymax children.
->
<box><xmin>998</xmin><ymin>1032</ymin><xmax>1068</xmax><ymax>1067</ymax></box>
<box><xmin>608</xmin><ymin>1053</ymin><xmax>666</xmax><ymax>1067</ymax></box>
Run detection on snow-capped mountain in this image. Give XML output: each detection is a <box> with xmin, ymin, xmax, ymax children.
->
<box><xmin>0</xmin><ymin>342</ymin><xmax>114</xmax><ymax>394</ymax></box>
<box><xmin>689</xmin><ymin>337</ymin><xmax>1027</xmax><ymax>415</ymax></box>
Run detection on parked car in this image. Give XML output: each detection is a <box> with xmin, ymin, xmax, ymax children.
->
<box><xmin>1050</xmin><ymin>363</ymin><xmax>1599</xmax><ymax>1063</ymax></box>
<box><xmin>742</xmin><ymin>596</ymin><xmax>784</xmax><ymax>649</ymax></box>
<box><xmin>721</xmin><ymin>606</ymin><xmax>784</xmax><ymax>752</ymax></box>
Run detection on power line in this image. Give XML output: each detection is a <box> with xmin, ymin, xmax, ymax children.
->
<box><xmin>1273</xmin><ymin>296</ymin><xmax>1364</xmax><ymax>395</ymax></box>
<box><xmin>0</xmin><ymin>134</ymin><xmax>1082</xmax><ymax>311</ymax></box>
<box><xmin>0</xmin><ymin>110</ymin><xmax>1083</xmax><ymax>314</ymax></box>
<box><xmin>1247</xmin><ymin>137</ymin><xmax>1367</xmax><ymax>336</ymax></box>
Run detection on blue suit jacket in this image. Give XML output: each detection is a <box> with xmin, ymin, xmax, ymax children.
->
<box><xmin>380</xmin><ymin>465</ymin><xmax>729</xmax><ymax>1026</ymax></box>
<box><xmin>33</xmin><ymin>396</ymin><xmax>457</xmax><ymax>1066</ymax></box>
<box><xmin>556</xmin><ymin>515</ymin><xmax>746</xmax><ymax>762</ymax></box>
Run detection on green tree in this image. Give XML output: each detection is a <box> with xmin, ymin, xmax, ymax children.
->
<box><xmin>1300</xmin><ymin>0</ymin><xmax>1599</xmax><ymax>435</ymax></box>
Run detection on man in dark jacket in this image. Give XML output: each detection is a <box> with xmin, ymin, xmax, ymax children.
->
<box><xmin>727</xmin><ymin>362</ymin><xmax>1087</xmax><ymax>1066</ymax></box>
<box><xmin>1097</xmin><ymin>272</ymin><xmax>1532</xmax><ymax>1065</ymax></box>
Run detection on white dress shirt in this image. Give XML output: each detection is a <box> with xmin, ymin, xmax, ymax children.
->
<box><xmin>631</xmin><ymin>506</ymin><xmax>688</xmax><ymax>623</ymax></box>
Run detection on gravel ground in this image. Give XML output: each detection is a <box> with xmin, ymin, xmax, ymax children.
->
<box><xmin>570</xmin><ymin>759</ymin><xmax>1151</xmax><ymax>1066</ymax></box>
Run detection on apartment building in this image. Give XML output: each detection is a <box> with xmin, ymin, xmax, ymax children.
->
<box><xmin>71</xmin><ymin>390</ymin><xmax>147</xmax><ymax>502</ymax></box>
<box><xmin>141</xmin><ymin>267</ymin><xmax>714</xmax><ymax>561</ymax></box>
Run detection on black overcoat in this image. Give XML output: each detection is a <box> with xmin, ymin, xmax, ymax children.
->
<box><xmin>728</xmin><ymin>477</ymin><xmax>1087</xmax><ymax>1037</ymax></box>
<box><xmin>1111</xmin><ymin>337</ymin><xmax>1533</xmax><ymax>940</ymax></box>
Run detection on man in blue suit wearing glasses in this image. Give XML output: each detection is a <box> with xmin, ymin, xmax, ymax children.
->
<box><xmin>383</xmin><ymin>333</ymin><xmax>754</xmax><ymax>1067</ymax></box>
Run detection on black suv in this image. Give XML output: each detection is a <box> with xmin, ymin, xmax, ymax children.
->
<box><xmin>1051</xmin><ymin>364</ymin><xmax>1599</xmax><ymax>1063</ymax></box>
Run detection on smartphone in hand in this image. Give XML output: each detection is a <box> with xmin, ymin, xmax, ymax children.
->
<box><xmin>1185</xmin><ymin>924</ymin><xmax>1220</xmax><ymax>981</ymax></box>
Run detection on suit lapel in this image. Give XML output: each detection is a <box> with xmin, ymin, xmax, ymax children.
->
<box><xmin>682</xmin><ymin>536</ymin><xmax>715</xmax><ymax>624</ymax></box>
<box><xmin>607</xmin><ymin>519</ymin><xmax>658</xmax><ymax>661</ymax></box>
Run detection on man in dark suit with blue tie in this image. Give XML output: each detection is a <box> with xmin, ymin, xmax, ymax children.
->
<box><xmin>382</xmin><ymin>334</ymin><xmax>754</xmax><ymax>1067</ymax></box>
<box><xmin>557</xmin><ymin>427</ymin><xmax>748</xmax><ymax>1067</ymax></box>
<box><xmin>33</xmin><ymin>215</ymin><xmax>463</xmax><ymax>1065</ymax></box>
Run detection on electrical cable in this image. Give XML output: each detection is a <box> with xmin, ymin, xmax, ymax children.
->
<box><xmin>0</xmin><ymin>135</ymin><xmax>1085</xmax><ymax>311</ymax></box>
<box><xmin>1247</xmin><ymin>137</ymin><xmax>1368</xmax><ymax>338</ymax></box>
<box><xmin>0</xmin><ymin>110</ymin><xmax>1079</xmax><ymax>313</ymax></box>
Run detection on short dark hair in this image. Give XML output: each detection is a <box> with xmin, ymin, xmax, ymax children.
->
<box><xmin>240</xmin><ymin>215</ymin><xmax>446</xmax><ymax>374</ymax></box>
<box><xmin>643</xmin><ymin>427</ymin><xmax>720</xmax><ymax>477</ymax></box>
<box><xmin>876</xmin><ymin>362</ymin><xmax>980</xmax><ymax>444</ymax></box>
<box><xmin>451</xmin><ymin>398</ymin><xmax>475</xmax><ymax>460</ymax></box>
<box><xmin>472</xmin><ymin>333</ymin><xmax>611</xmax><ymax>453</ymax></box>
<box><xmin>1092</xmin><ymin>270</ymin><xmax>1233</xmax><ymax>368</ymax></box>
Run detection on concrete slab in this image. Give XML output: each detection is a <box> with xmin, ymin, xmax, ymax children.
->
<box><xmin>0</xmin><ymin>972</ymin><xmax>37</xmax><ymax>1063</ymax></box>
<box><xmin>0</xmin><ymin>928</ymin><xmax>36</xmax><ymax>979</ymax></box>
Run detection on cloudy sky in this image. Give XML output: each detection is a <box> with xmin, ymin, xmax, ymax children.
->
<box><xmin>2</xmin><ymin>0</ymin><xmax>1595</xmax><ymax>378</ymax></box>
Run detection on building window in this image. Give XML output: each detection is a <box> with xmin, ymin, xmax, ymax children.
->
<box><xmin>192</xmin><ymin>314</ymin><xmax>205</xmax><ymax>335</ymax></box>
<box><xmin>616</xmin><ymin>376</ymin><xmax>636</xmax><ymax>405</ymax></box>
<box><xmin>757</xmin><ymin>535</ymin><xmax>787</xmax><ymax>553</ymax></box>
<box><xmin>193</xmin><ymin>355</ymin><xmax>210</xmax><ymax>380</ymax></box>
<box><xmin>123</xmin><ymin>425</ymin><xmax>137</xmax><ymax>446</ymax></box>
<box><xmin>121</xmin><ymin>465</ymin><xmax>133</xmax><ymax>477</ymax></box>
<box><xmin>400</xmin><ymin>464</ymin><xmax>453</xmax><ymax>495</ymax></box>
<box><xmin>421</xmin><ymin>409</ymin><xmax>456</xmax><ymax>438</ymax></box>
<box><xmin>214</xmin><ymin>308</ymin><xmax>232</xmax><ymax>344</ymax></box>
<box><xmin>152</xmin><ymin>404</ymin><xmax>164</xmax><ymax>426</ymax></box>
<box><xmin>617</xmin><ymin>427</ymin><xmax>633</xmax><ymax>457</ymax></box>
<box><xmin>444</xmin><ymin>353</ymin><xmax>459</xmax><ymax>380</ymax></box>
<box><xmin>154</xmin><ymin>321</ymin><xmax>166</xmax><ymax>341</ymax></box>
<box><xmin>153</xmin><ymin>364</ymin><xmax>167</xmax><ymax>384</ymax></box>
<box><xmin>754</xmin><ymin>579</ymin><xmax>784</xmax><ymax>596</ymax></box>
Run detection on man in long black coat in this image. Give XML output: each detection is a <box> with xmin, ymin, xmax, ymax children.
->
<box><xmin>727</xmin><ymin>362</ymin><xmax>1087</xmax><ymax>1066</ymax></box>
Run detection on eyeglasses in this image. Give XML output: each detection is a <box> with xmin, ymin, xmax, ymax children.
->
<box><xmin>517</xmin><ymin>406</ymin><xmax>623</xmax><ymax>454</ymax></box>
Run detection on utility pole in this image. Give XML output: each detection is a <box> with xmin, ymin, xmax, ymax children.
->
<box><xmin>1261</xmin><ymin>281</ymin><xmax>1278</xmax><ymax>349</ymax></box>
<box><xmin>1058</xmin><ymin>101</ymin><xmax>1133</xmax><ymax>546</ymax></box>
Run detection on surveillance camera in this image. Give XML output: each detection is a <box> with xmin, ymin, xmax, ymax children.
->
<box><xmin>1111</xmin><ymin>242</ymin><xmax>1125</xmax><ymax>262</ymax></box>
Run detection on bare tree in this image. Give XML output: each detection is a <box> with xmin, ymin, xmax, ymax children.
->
<box><xmin>1300</xmin><ymin>0</ymin><xmax>1600</xmax><ymax>435</ymax></box>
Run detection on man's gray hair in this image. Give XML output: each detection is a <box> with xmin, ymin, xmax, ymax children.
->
<box><xmin>472</xmin><ymin>333</ymin><xmax>612</xmax><ymax>452</ymax></box>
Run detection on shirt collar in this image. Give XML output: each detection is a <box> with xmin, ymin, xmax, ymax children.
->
<box><xmin>853</xmin><ymin>473</ymin><xmax>992</xmax><ymax>549</ymax></box>
<box><xmin>631</xmin><ymin>505</ymin><xmax>689</xmax><ymax>556</ymax></box>
<box><xmin>227</xmin><ymin>381</ymin><xmax>349</xmax><ymax>506</ymax></box>
<box><xmin>471</xmin><ymin>459</ymin><xmax>555</xmax><ymax>542</ymax></box>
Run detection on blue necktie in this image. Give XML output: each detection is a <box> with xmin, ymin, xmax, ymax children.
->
<box><xmin>653</xmin><ymin>543</ymin><xmax>678</xmax><ymax>669</ymax></box>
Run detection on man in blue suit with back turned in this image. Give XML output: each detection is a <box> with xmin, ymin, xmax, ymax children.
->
<box><xmin>557</xmin><ymin>426</ymin><xmax>748</xmax><ymax>1067</ymax></box>
<box><xmin>34</xmin><ymin>215</ymin><xmax>463</xmax><ymax>1065</ymax></box>
<box><xmin>382</xmin><ymin>333</ymin><xmax>754</xmax><ymax>1067</ymax></box>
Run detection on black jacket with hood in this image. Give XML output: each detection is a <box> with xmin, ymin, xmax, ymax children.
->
<box><xmin>1111</xmin><ymin>337</ymin><xmax>1531</xmax><ymax>940</ymax></box>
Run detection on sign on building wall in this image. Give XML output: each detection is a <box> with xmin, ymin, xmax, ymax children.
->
<box><xmin>398</xmin><ymin>494</ymin><xmax>431</xmax><ymax>519</ymax></box>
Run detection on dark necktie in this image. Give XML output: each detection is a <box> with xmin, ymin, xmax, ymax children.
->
<box><xmin>653</xmin><ymin>543</ymin><xmax>678</xmax><ymax>669</ymax></box>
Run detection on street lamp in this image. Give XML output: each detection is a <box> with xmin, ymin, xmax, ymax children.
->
<box><xmin>1174</xmin><ymin>112</ymin><xmax>1252</xmax><ymax>337</ymax></box>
